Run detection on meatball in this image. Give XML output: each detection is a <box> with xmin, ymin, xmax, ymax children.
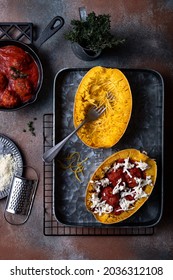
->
<box><xmin>13</xmin><ymin>78</ymin><xmax>33</xmax><ymax>103</ymax></box>
<box><xmin>0</xmin><ymin>45</ymin><xmax>31</xmax><ymax>71</ymax></box>
<box><xmin>0</xmin><ymin>89</ymin><xmax>20</xmax><ymax>108</ymax></box>
<box><xmin>0</xmin><ymin>72</ymin><xmax>8</xmax><ymax>91</ymax></box>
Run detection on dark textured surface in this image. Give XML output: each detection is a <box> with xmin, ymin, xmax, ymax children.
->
<box><xmin>0</xmin><ymin>0</ymin><xmax>173</xmax><ymax>260</ymax></box>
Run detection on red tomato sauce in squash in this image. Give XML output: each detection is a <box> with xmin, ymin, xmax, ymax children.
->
<box><xmin>0</xmin><ymin>45</ymin><xmax>39</xmax><ymax>108</ymax></box>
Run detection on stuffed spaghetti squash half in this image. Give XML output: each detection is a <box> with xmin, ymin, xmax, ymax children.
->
<box><xmin>73</xmin><ymin>66</ymin><xmax>132</xmax><ymax>148</ymax></box>
<box><xmin>85</xmin><ymin>149</ymin><xmax>157</xmax><ymax>224</ymax></box>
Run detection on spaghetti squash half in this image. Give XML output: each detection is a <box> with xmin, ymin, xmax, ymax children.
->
<box><xmin>73</xmin><ymin>66</ymin><xmax>132</xmax><ymax>148</ymax></box>
<box><xmin>85</xmin><ymin>149</ymin><xmax>157</xmax><ymax>224</ymax></box>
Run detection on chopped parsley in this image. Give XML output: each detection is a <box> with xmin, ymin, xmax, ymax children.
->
<box><xmin>23</xmin><ymin>118</ymin><xmax>37</xmax><ymax>136</ymax></box>
<box><xmin>10</xmin><ymin>66</ymin><xmax>28</xmax><ymax>79</ymax></box>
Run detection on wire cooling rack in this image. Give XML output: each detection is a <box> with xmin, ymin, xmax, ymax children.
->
<box><xmin>43</xmin><ymin>114</ymin><xmax>154</xmax><ymax>236</ymax></box>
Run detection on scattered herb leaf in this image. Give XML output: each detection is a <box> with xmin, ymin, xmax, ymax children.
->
<box><xmin>27</xmin><ymin>121</ymin><xmax>36</xmax><ymax>136</ymax></box>
<box><xmin>10</xmin><ymin>66</ymin><xmax>28</xmax><ymax>79</ymax></box>
<box><xmin>23</xmin><ymin>118</ymin><xmax>37</xmax><ymax>136</ymax></box>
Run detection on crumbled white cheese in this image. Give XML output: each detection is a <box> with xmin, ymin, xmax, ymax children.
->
<box><xmin>100</xmin><ymin>178</ymin><xmax>110</xmax><ymax>187</ymax></box>
<box><xmin>133</xmin><ymin>186</ymin><xmax>148</xmax><ymax>200</ymax></box>
<box><xmin>135</xmin><ymin>176</ymin><xmax>152</xmax><ymax>188</ymax></box>
<box><xmin>94</xmin><ymin>201</ymin><xmax>113</xmax><ymax>216</ymax></box>
<box><xmin>90</xmin><ymin>193</ymin><xmax>113</xmax><ymax>215</ymax></box>
<box><xmin>123</xmin><ymin>158</ymin><xmax>135</xmax><ymax>176</ymax></box>
<box><xmin>120</xmin><ymin>188</ymin><xmax>135</xmax><ymax>198</ymax></box>
<box><xmin>0</xmin><ymin>154</ymin><xmax>16</xmax><ymax>191</ymax></box>
<box><xmin>135</xmin><ymin>160</ymin><xmax>148</xmax><ymax>171</ymax></box>
<box><xmin>112</xmin><ymin>178</ymin><xmax>126</xmax><ymax>194</ymax></box>
<box><xmin>120</xmin><ymin>176</ymin><xmax>151</xmax><ymax>201</ymax></box>
<box><xmin>91</xmin><ymin>177</ymin><xmax>110</xmax><ymax>193</ymax></box>
<box><xmin>113</xmin><ymin>162</ymin><xmax>122</xmax><ymax>171</ymax></box>
<box><xmin>90</xmin><ymin>193</ymin><xmax>101</xmax><ymax>209</ymax></box>
<box><xmin>113</xmin><ymin>157</ymin><xmax>134</xmax><ymax>177</ymax></box>
<box><xmin>119</xmin><ymin>197</ymin><xmax>135</xmax><ymax>211</ymax></box>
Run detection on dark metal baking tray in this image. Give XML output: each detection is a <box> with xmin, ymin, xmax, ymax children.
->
<box><xmin>53</xmin><ymin>67</ymin><xmax>164</xmax><ymax>228</ymax></box>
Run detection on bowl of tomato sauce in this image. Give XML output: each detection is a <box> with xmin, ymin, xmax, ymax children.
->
<box><xmin>0</xmin><ymin>16</ymin><xmax>64</xmax><ymax>111</ymax></box>
<box><xmin>0</xmin><ymin>44</ymin><xmax>41</xmax><ymax>110</ymax></box>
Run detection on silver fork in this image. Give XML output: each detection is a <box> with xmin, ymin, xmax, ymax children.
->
<box><xmin>42</xmin><ymin>104</ymin><xmax>106</xmax><ymax>163</ymax></box>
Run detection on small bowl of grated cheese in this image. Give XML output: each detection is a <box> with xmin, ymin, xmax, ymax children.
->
<box><xmin>0</xmin><ymin>134</ymin><xmax>23</xmax><ymax>199</ymax></box>
<box><xmin>0</xmin><ymin>154</ymin><xmax>17</xmax><ymax>191</ymax></box>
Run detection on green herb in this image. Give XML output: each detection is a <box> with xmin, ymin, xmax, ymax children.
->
<box><xmin>23</xmin><ymin>118</ymin><xmax>37</xmax><ymax>136</ymax></box>
<box><xmin>27</xmin><ymin>121</ymin><xmax>36</xmax><ymax>136</ymax></box>
<box><xmin>65</xmin><ymin>12</ymin><xmax>125</xmax><ymax>53</ymax></box>
<box><xmin>10</xmin><ymin>66</ymin><xmax>28</xmax><ymax>79</ymax></box>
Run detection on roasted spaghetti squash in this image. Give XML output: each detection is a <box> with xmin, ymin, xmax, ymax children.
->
<box><xmin>73</xmin><ymin>66</ymin><xmax>132</xmax><ymax>148</ymax></box>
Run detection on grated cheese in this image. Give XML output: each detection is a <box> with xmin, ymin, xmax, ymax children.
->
<box><xmin>135</xmin><ymin>160</ymin><xmax>149</xmax><ymax>171</ymax></box>
<box><xmin>91</xmin><ymin>178</ymin><xmax>110</xmax><ymax>193</ymax></box>
<box><xmin>0</xmin><ymin>154</ymin><xmax>16</xmax><ymax>191</ymax></box>
<box><xmin>90</xmin><ymin>193</ymin><xmax>113</xmax><ymax>216</ymax></box>
<box><xmin>112</xmin><ymin>178</ymin><xmax>126</xmax><ymax>194</ymax></box>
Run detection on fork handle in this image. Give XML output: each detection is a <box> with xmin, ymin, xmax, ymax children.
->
<box><xmin>42</xmin><ymin>119</ymin><xmax>87</xmax><ymax>163</ymax></box>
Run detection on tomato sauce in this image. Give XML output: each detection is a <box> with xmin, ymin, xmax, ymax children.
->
<box><xmin>0</xmin><ymin>45</ymin><xmax>39</xmax><ymax>108</ymax></box>
<box><xmin>104</xmin><ymin>159</ymin><xmax>145</xmax><ymax>214</ymax></box>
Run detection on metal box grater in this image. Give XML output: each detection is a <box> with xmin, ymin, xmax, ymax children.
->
<box><xmin>4</xmin><ymin>174</ymin><xmax>38</xmax><ymax>225</ymax></box>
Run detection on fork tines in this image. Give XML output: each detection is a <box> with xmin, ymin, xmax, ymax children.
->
<box><xmin>107</xmin><ymin>92</ymin><xmax>114</xmax><ymax>100</ymax></box>
<box><xmin>95</xmin><ymin>105</ymin><xmax>106</xmax><ymax>114</ymax></box>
